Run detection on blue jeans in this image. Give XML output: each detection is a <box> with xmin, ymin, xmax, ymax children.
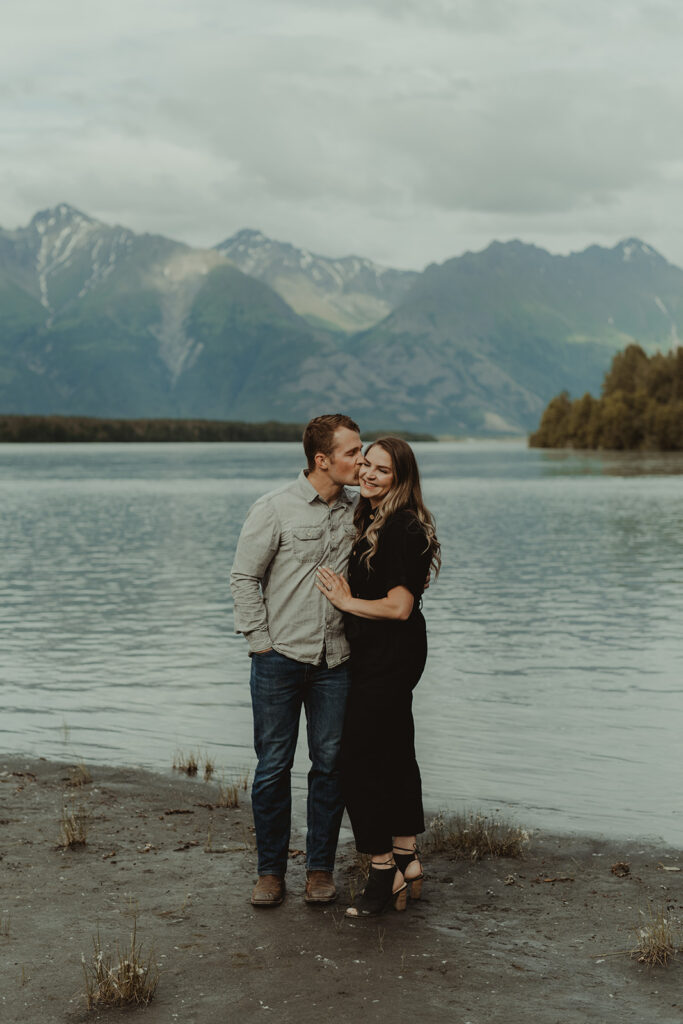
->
<box><xmin>249</xmin><ymin>649</ymin><xmax>351</xmax><ymax>877</ymax></box>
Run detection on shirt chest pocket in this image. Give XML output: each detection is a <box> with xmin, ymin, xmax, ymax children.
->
<box><xmin>292</xmin><ymin>526</ymin><xmax>325</xmax><ymax>563</ymax></box>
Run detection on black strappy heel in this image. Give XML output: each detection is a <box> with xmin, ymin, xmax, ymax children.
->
<box><xmin>345</xmin><ymin>858</ymin><xmax>408</xmax><ymax>918</ymax></box>
<box><xmin>393</xmin><ymin>844</ymin><xmax>424</xmax><ymax>900</ymax></box>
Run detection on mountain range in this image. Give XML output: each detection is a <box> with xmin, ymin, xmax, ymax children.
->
<box><xmin>1</xmin><ymin>204</ymin><xmax>681</xmax><ymax>434</ymax></box>
<box><xmin>216</xmin><ymin>228</ymin><xmax>418</xmax><ymax>332</ymax></box>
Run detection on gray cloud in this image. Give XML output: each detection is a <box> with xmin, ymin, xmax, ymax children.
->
<box><xmin>2</xmin><ymin>0</ymin><xmax>683</xmax><ymax>269</ymax></box>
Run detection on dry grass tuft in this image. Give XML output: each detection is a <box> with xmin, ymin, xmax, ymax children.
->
<box><xmin>1</xmin><ymin>914</ymin><xmax>11</xmax><ymax>938</ymax></box>
<box><xmin>346</xmin><ymin>852</ymin><xmax>371</xmax><ymax>901</ymax></box>
<box><xmin>349</xmin><ymin>851</ymin><xmax>371</xmax><ymax>880</ymax></box>
<box><xmin>204</xmin><ymin>819</ymin><xmax>214</xmax><ymax>852</ymax></box>
<box><xmin>82</xmin><ymin>916</ymin><xmax>159</xmax><ymax>1009</ymax></box>
<box><xmin>611</xmin><ymin>861</ymin><xmax>630</xmax><ymax>877</ymax></box>
<box><xmin>425</xmin><ymin>811</ymin><xmax>530</xmax><ymax>861</ymax></box>
<box><xmin>172</xmin><ymin>749</ymin><xmax>222</xmax><ymax>780</ymax></box>
<box><xmin>215</xmin><ymin>778</ymin><xmax>240</xmax><ymax>808</ymax></box>
<box><xmin>215</xmin><ymin>771</ymin><xmax>250</xmax><ymax>808</ymax></box>
<box><xmin>69</xmin><ymin>762</ymin><xmax>92</xmax><ymax>787</ymax></box>
<box><xmin>172</xmin><ymin>750</ymin><xmax>199</xmax><ymax>776</ymax></box>
<box><xmin>631</xmin><ymin>905</ymin><xmax>680</xmax><ymax>967</ymax></box>
<box><xmin>58</xmin><ymin>804</ymin><xmax>88</xmax><ymax>848</ymax></box>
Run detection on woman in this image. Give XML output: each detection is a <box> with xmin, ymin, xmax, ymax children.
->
<box><xmin>316</xmin><ymin>436</ymin><xmax>440</xmax><ymax>917</ymax></box>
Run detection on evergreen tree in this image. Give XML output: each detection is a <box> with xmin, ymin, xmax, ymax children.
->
<box><xmin>528</xmin><ymin>391</ymin><xmax>571</xmax><ymax>447</ymax></box>
<box><xmin>566</xmin><ymin>393</ymin><xmax>598</xmax><ymax>448</ymax></box>
<box><xmin>530</xmin><ymin>345</ymin><xmax>683</xmax><ymax>450</ymax></box>
<box><xmin>603</xmin><ymin>344</ymin><xmax>649</xmax><ymax>396</ymax></box>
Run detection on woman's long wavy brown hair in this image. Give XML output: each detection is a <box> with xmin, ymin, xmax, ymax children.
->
<box><xmin>353</xmin><ymin>437</ymin><xmax>441</xmax><ymax>576</ymax></box>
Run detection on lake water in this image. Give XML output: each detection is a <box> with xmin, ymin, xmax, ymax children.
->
<box><xmin>1</xmin><ymin>440</ymin><xmax>682</xmax><ymax>844</ymax></box>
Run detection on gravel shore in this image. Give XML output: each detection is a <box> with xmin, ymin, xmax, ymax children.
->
<box><xmin>0</xmin><ymin>756</ymin><xmax>681</xmax><ymax>1023</ymax></box>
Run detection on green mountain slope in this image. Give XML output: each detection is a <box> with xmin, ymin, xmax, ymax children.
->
<box><xmin>333</xmin><ymin>239</ymin><xmax>683</xmax><ymax>432</ymax></box>
<box><xmin>173</xmin><ymin>264</ymin><xmax>338</xmax><ymax>420</ymax></box>
<box><xmin>0</xmin><ymin>205</ymin><xmax>336</xmax><ymax>420</ymax></box>
<box><xmin>1</xmin><ymin>206</ymin><xmax>682</xmax><ymax>433</ymax></box>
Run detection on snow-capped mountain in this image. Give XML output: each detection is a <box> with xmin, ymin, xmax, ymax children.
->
<box><xmin>216</xmin><ymin>228</ymin><xmax>418</xmax><ymax>331</ymax></box>
<box><xmin>0</xmin><ymin>204</ymin><xmax>238</xmax><ymax>382</ymax></box>
<box><xmin>0</xmin><ymin>204</ymin><xmax>344</xmax><ymax>420</ymax></box>
<box><xmin>1</xmin><ymin>204</ymin><xmax>134</xmax><ymax>319</ymax></box>
<box><xmin>1</xmin><ymin>205</ymin><xmax>682</xmax><ymax>433</ymax></box>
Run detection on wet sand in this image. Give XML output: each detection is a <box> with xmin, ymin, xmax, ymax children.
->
<box><xmin>0</xmin><ymin>756</ymin><xmax>681</xmax><ymax>1023</ymax></box>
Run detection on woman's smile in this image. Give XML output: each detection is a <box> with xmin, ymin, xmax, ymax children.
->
<box><xmin>359</xmin><ymin>445</ymin><xmax>394</xmax><ymax>507</ymax></box>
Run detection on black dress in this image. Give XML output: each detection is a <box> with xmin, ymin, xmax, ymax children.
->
<box><xmin>341</xmin><ymin>507</ymin><xmax>432</xmax><ymax>854</ymax></box>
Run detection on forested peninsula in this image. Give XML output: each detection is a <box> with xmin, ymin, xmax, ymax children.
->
<box><xmin>529</xmin><ymin>345</ymin><xmax>683</xmax><ymax>450</ymax></box>
<box><xmin>0</xmin><ymin>414</ymin><xmax>435</xmax><ymax>444</ymax></box>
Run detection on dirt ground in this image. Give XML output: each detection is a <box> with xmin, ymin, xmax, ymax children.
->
<box><xmin>0</xmin><ymin>756</ymin><xmax>681</xmax><ymax>1024</ymax></box>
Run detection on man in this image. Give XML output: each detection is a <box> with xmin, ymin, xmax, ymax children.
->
<box><xmin>230</xmin><ymin>414</ymin><xmax>364</xmax><ymax>907</ymax></box>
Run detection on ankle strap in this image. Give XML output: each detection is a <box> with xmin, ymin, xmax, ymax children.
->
<box><xmin>371</xmin><ymin>857</ymin><xmax>395</xmax><ymax>867</ymax></box>
<box><xmin>393</xmin><ymin>844</ymin><xmax>418</xmax><ymax>854</ymax></box>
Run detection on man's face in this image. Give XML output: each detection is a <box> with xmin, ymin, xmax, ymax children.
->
<box><xmin>326</xmin><ymin>427</ymin><xmax>364</xmax><ymax>485</ymax></box>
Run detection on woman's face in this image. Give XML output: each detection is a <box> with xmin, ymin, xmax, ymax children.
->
<box><xmin>359</xmin><ymin>444</ymin><xmax>394</xmax><ymax>508</ymax></box>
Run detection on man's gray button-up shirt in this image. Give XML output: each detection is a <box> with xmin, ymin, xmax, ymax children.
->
<box><xmin>230</xmin><ymin>471</ymin><xmax>358</xmax><ymax>667</ymax></box>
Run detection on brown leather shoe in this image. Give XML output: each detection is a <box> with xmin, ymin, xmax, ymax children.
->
<box><xmin>251</xmin><ymin>874</ymin><xmax>285</xmax><ymax>907</ymax></box>
<box><xmin>304</xmin><ymin>870</ymin><xmax>337</xmax><ymax>904</ymax></box>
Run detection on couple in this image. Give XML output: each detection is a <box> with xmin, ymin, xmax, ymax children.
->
<box><xmin>230</xmin><ymin>414</ymin><xmax>440</xmax><ymax>918</ymax></box>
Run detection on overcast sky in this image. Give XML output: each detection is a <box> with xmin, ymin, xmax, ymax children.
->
<box><xmin>2</xmin><ymin>0</ymin><xmax>683</xmax><ymax>269</ymax></box>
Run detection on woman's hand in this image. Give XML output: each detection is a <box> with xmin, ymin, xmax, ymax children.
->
<box><xmin>316</xmin><ymin>565</ymin><xmax>353</xmax><ymax>611</ymax></box>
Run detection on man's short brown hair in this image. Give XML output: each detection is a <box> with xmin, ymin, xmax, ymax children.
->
<box><xmin>303</xmin><ymin>414</ymin><xmax>360</xmax><ymax>471</ymax></box>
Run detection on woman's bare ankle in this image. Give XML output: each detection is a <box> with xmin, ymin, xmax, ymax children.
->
<box><xmin>392</xmin><ymin>835</ymin><xmax>417</xmax><ymax>854</ymax></box>
<box><xmin>370</xmin><ymin>852</ymin><xmax>394</xmax><ymax>869</ymax></box>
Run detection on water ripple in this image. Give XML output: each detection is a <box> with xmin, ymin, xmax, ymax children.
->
<box><xmin>1</xmin><ymin>441</ymin><xmax>682</xmax><ymax>842</ymax></box>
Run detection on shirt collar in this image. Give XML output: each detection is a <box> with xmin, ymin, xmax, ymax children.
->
<box><xmin>297</xmin><ymin>470</ymin><xmax>356</xmax><ymax>507</ymax></box>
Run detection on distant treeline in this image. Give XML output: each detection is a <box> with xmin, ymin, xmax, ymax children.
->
<box><xmin>529</xmin><ymin>345</ymin><xmax>683</xmax><ymax>450</ymax></box>
<box><xmin>0</xmin><ymin>414</ymin><xmax>436</xmax><ymax>444</ymax></box>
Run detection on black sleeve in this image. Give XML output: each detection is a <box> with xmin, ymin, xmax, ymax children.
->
<box><xmin>380</xmin><ymin>514</ymin><xmax>430</xmax><ymax>596</ymax></box>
